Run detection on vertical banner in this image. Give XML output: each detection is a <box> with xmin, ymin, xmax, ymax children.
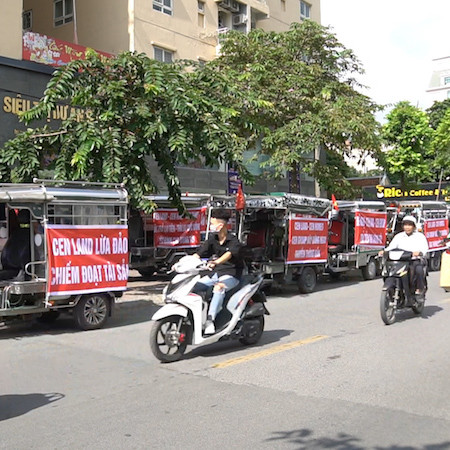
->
<box><xmin>46</xmin><ymin>225</ymin><xmax>129</xmax><ymax>296</ymax></box>
<box><xmin>287</xmin><ymin>214</ymin><xmax>328</xmax><ymax>264</ymax></box>
<box><xmin>354</xmin><ymin>210</ymin><xmax>387</xmax><ymax>249</ymax></box>
<box><xmin>153</xmin><ymin>207</ymin><xmax>207</xmax><ymax>248</ymax></box>
<box><xmin>228</xmin><ymin>168</ymin><xmax>242</xmax><ymax>195</ymax></box>
<box><xmin>423</xmin><ymin>218</ymin><xmax>449</xmax><ymax>251</ymax></box>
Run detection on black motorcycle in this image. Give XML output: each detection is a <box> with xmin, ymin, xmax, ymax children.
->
<box><xmin>380</xmin><ymin>250</ymin><xmax>427</xmax><ymax>325</ymax></box>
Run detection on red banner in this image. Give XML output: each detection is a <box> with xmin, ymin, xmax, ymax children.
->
<box><xmin>423</xmin><ymin>218</ymin><xmax>449</xmax><ymax>251</ymax></box>
<box><xmin>23</xmin><ymin>32</ymin><xmax>113</xmax><ymax>67</ymax></box>
<box><xmin>287</xmin><ymin>215</ymin><xmax>328</xmax><ymax>264</ymax></box>
<box><xmin>354</xmin><ymin>211</ymin><xmax>387</xmax><ymax>249</ymax></box>
<box><xmin>46</xmin><ymin>225</ymin><xmax>128</xmax><ymax>296</ymax></box>
<box><xmin>153</xmin><ymin>207</ymin><xmax>207</xmax><ymax>248</ymax></box>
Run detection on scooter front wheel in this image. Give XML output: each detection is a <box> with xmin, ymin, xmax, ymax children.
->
<box><xmin>380</xmin><ymin>289</ymin><xmax>396</xmax><ymax>325</ymax></box>
<box><xmin>150</xmin><ymin>315</ymin><xmax>189</xmax><ymax>363</ymax></box>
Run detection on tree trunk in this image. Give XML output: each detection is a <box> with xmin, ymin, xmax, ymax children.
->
<box><xmin>289</xmin><ymin>164</ymin><xmax>301</xmax><ymax>194</ymax></box>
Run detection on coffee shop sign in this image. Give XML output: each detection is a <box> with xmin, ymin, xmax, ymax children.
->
<box><xmin>376</xmin><ymin>185</ymin><xmax>449</xmax><ymax>200</ymax></box>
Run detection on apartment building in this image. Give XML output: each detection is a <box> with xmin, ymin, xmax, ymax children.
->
<box><xmin>1</xmin><ymin>0</ymin><xmax>321</xmax><ymax>195</ymax></box>
<box><xmin>426</xmin><ymin>56</ymin><xmax>450</xmax><ymax>104</ymax></box>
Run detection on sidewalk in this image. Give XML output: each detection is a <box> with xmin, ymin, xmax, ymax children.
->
<box><xmin>115</xmin><ymin>271</ymin><xmax>166</xmax><ymax>308</ymax></box>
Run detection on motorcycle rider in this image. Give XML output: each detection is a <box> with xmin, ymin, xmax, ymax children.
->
<box><xmin>193</xmin><ymin>209</ymin><xmax>243</xmax><ymax>334</ymax></box>
<box><xmin>380</xmin><ymin>215</ymin><xmax>429</xmax><ymax>300</ymax></box>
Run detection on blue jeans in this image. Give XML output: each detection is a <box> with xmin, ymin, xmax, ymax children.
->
<box><xmin>194</xmin><ymin>273</ymin><xmax>239</xmax><ymax>320</ymax></box>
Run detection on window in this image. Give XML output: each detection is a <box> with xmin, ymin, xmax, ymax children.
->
<box><xmin>23</xmin><ymin>10</ymin><xmax>32</xmax><ymax>30</ymax></box>
<box><xmin>154</xmin><ymin>46</ymin><xmax>173</xmax><ymax>63</ymax></box>
<box><xmin>153</xmin><ymin>0</ymin><xmax>173</xmax><ymax>16</ymax></box>
<box><xmin>281</xmin><ymin>0</ymin><xmax>286</xmax><ymax>12</ymax></box>
<box><xmin>54</xmin><ymin>0</ymin><xmax>73</xmax><ymax>26</ymax></box>
<box><xmin>198</xmin><ymin>1</ymin><xmax>205</xmax><ymax>27</ymax></box>
<box><xmin>447</xmin><ymin>90</ymin><xmax>450</xmax><ymax>99</ymax></box>
<box><xmin>444</xmin><ymin>76</ymin><xmax>450</xmax><ymax>85</ymax></box>
<box><xmin>300</xmin><ymin>1</ymin><xmax>311</xmax><ymax>19</ymax></box>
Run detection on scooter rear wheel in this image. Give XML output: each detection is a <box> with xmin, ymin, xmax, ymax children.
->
<box><xmin>150</xmin><ymin>315</ymin><xmax>188</xmax><ymax>363</ymax></box>
<box><xmin>380</xmin><ymin>289</ymin><xmax>396</xmax><ymax>325</ymax></box>
<box><xmin>239</xmin><ymin>316</ymin><xmax>264</xmax><ymax>346</ymax></box>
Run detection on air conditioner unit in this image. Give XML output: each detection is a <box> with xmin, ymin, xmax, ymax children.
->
<box><xmin>220</xmin><ymin>0</ymin><xmax>231</xmax><ymax>9</ymax></box>
<box><xmin>232</xmin><ymin>14</ymin><xmax>247</xmax><ymax>26</ymax></box>
<box><xmin>229</xmin><ymin>1</ymin><xmax>240</xmax><ymax>12</ymax></box>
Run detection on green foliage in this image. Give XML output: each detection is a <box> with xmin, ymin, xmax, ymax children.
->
<box><xmin>426</xmin><ymin>98</ymin><xmax>450</xmax><ymax>130</ymax></box>
<box><xmin>381</xmin><ymin>101</ymin><xmax>434</xmax><ymax>188</ymax></box>
<box><xmin>211</xmin><ymin>21</ymin><xmax>381</xmax><ymax>193</ymax></box>
<box><xmin>0</xmin><ymin>52</ymin><xmax>259</xmax><ymax>213</ymax></box>
<box><xmin>431</xmin><ymin>109</ymin><xmax>450</xmax><ymax>176</ymax></box>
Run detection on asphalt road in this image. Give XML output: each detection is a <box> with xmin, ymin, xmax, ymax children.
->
<box><xmin>1</xmin><ymin>271</ymin><xmax>449</xmax><ymax>449</ymax></box>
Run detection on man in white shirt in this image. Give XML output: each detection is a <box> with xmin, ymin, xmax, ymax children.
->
<box><xmin>381</xmin><ymin>215</ymin><xmax>429</xmax><ymax>298</ymax></box>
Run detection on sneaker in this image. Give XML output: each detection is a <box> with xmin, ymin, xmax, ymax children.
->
<box><xmin>204</xmin><ymin>319</ymin><xmax>215</xmax><ymax>335</ymax></box>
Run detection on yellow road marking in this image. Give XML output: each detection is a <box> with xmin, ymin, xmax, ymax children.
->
<box><xmin>440</xmin><ymin>298</ymin><xmax>450</xmax><ymax>304</ymax></box>
<box><xmin>213</xmin><ymin>335</ymin><xmax>328</xmax><ymax>369</ymax></box>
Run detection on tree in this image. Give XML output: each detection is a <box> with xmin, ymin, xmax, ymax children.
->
<box><xmin>431</xmin><ymin>108</ymin><xmax>450</xmax><ymax>177</ymax></box>
<box><xmin>381</xmin><ymin>101</ymin><xmax>434</xmax><ymax>188</ymax></box>
<box><xmin>0</xmin><ymin>51</ymin><xmax>264</xmax><ymax>212</ymax></box>
<box><xmin>426</xmin><ymin>98</ymin><xmax>450</xmax><ymax>130</ymax></box>
<box><xmin>210</xmin><ymin>21</ymin><xmax>381</xmax><ymax>194</ymax></box>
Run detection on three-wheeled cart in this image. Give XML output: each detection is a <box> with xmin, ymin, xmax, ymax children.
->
<box><xmin>327</xmin><ymin>201</ymin><xmax>387</xmax><ymax>280</ymax></box>
<box><xmin>0</xmin><ymin>180</ymin><xmax>128</xmax><ymax>330</ymax></box>
<box><xmin>129</xmin><ymin>194</ymin><xmax>237</xmax><ymax>277</ymax></box>
<box><xmin>386</xmin><ymin>200</ymin><xmax>449</xmax><ymax>271</ymax></box>
<box><xmin>235</xmin><ymin>193</ymin><xmax>331</xmax><ymax>293</ymax></box>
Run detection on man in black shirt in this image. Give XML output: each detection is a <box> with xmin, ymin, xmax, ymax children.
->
<box><xmin>194</xmin><ymin>209</ymin><xmax>242</xmax><ymax>334</ymax></box>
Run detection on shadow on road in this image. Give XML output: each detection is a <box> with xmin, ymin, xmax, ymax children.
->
<box><xmin>264</xmin><ymin>428</ymin><xmax>450</xmax><ymax>449</ymax></box>
<box><xmin>267</xmin><ymin>273</ymin><xmax>373</xmax><ymax>298</ymax></box>
<box><xmin>393</xmin><ymin>305</ymin><xmax>444</xmax><ymax>324</ymax></box>
<box><xmin>181</xmin><ymin>328</ymin><xmax>294</xmax><ymax>360</ymax></box>
<box><xmin>0</xmin><ymin>393</ymin><xmax>64</xmax><ymax>421</ymax></box>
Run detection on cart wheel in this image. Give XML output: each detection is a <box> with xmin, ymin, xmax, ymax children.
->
<box><xmin>297</xmin><ymin>267</ymin><xmax>317</xmax><ymax>293</ymax></box>
<box><xmin>37</xmin><ymin>311</ymin><xmax>60</xmax><ymax>324</ymax></box>
<box><xmin>362</xmin><ymin>258</ymin><xmax>377</xmax><ymax>280</ymax></box>
<box><xmin>74</xmin><ymin>294</ymin><xmax>111</xmax><ymax>330</ymax></box>
<box><xmin>138</xmin><ymin>266</ymin><xmax>158</xmax><ymax>279</ymax></box>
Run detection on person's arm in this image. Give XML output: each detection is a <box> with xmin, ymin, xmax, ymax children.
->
<box><xmin>384</xmin><ymin>233</ymin><xmax>400</xmax><ymax>252</ymax></box>
<box><xmin>208</xmin><ymin>251</ymin><xmax>232</xmax><ymax>268</ymax></box>
<box><xmin>195</xmin><ymin>235</ymin><xmax>211</xmax><ymax>259</ymax></box>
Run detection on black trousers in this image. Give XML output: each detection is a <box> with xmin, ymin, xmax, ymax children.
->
<box><xmin>411</xmin><ymin>259</ymin><xmax>426</xmax><ymax>291</ymax></box>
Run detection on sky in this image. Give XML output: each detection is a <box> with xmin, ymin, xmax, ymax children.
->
<box><xmin>321</xmin><ymin>0</ymin><xmax>450</xmax><ymax>114</ymax></box>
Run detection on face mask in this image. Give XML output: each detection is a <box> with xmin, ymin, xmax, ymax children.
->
<box><xmin>209</xmin><ymin>223</ymin><xmax>222</xmax><ymax>233</ymax></box>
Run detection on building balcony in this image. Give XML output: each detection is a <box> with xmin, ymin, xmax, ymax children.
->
<box><xmin>215</xmin><ymin>0</ymin><xmax>269</xmax><ymax>17</ymax></box>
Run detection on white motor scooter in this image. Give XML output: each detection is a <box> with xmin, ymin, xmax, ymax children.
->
<box><xmin>149</xmin><ymin>255</ymin><xmax>269</xmax><ymax>362</ymax></box>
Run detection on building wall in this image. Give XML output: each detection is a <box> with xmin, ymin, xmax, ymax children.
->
<box><xmin>258</xmin><ymin>0</ymin><xmax>321</xmax><ymax>32</ymax></box>
<box><xmin>0</xmin><ymin>0</ymin><xmax>23</xmax><ymax>59</ymax></box>
<box><xmin>2</xmin><ymin>0</ymin><xmax>322</xmax><ymax>197</ymax></box>
<box><xmin>22</xmin><ymin>0</ymin><xmax>129</xmax><ymax>55</ymax></box>
<box><xmin>426</xmin><ymin>56</ymin><xmax>450</xmax><ymax>104</ymax></box>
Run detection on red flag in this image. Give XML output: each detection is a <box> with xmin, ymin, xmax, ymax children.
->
<box><xmin>236</xmin><ymin>184</ymin><xmax>245</xmax><ymax>211</ymax></box>
<box><xmin>331</xmin><ymin>194</ymin><xmax>339</xmax><ymax>210</ymax></box>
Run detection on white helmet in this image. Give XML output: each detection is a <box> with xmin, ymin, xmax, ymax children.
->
<box><xmin>402</xmin><ymin>215</ymin><xmax>417</xmax><ymax>227</ymax></box>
